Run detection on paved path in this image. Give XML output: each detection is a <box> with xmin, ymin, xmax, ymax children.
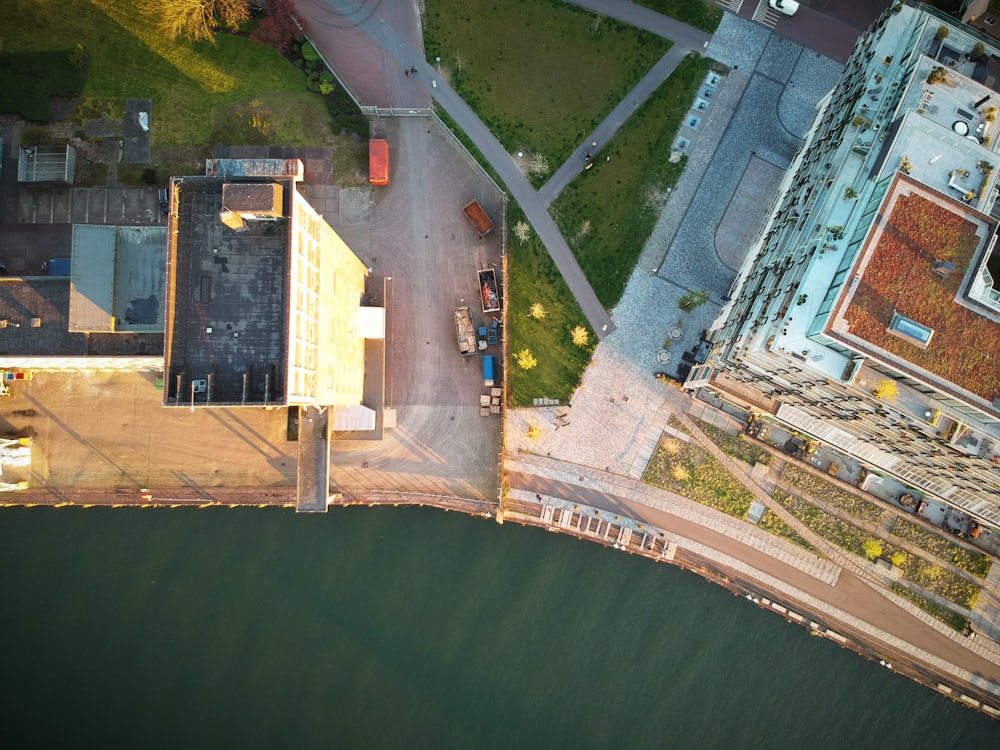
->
<box><xmin>505</xmin><ymin>454</ymin><xmax>1000</xmax><ymax>692</ymax></box>
<box><xmin>297</xmin><ymin>0</ymin><xmax>713</xmax><ymax>339</ymax></box>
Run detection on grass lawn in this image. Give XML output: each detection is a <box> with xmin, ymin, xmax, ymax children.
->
<box><xmin>551</xmin><ymin>53</ymin><xmax>714</xmax><ymax>307</ymax></box>
<box><xmin>634</xmin><ymin>0</ymin><xmax>724</xmax><ymax>32</ymax></box>
<box><xmin>5</xmin><ymin>0</ymin><xmax>328</xmax><ymax>146</ymax></box>
<box><xmin>0</xmin><ymin>51</ymin><xmax>87</xmax><ymax>120</ymax></box>
<box><xmin>422</xmin><ymin>0</ymin><xmax>671</xmax><ymax>177</ymax></box>
<box><xmin>508</xmin><ymin>203</ymin><xmax>596</xmax><ymax>406</ymax></box>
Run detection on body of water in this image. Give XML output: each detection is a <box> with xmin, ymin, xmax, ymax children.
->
<box><xmin>0</xmin><ymin>506</ymin><xmax>996</xmax><ymax>748</ymax></box>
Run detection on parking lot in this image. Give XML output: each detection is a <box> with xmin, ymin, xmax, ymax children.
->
<box><xmin>323</xmin><ymin>117</ymin><xmax>505</xmax><ymax>502</ymax></box>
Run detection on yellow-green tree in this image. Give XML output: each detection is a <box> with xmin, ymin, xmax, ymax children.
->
<box><xmin>142</xmin><ymin>0</ymin><xmax>251</xmax><ymax>43</ymax></box>
<box><xmin>863</xmin><ymin>538</ymin><xmax>883</xmax><ymax>560</ymax></box>
<box><xmin>571</xmin><ymin>325</ymin><xmax>590</xmax><ymax>347</ymax></box>
<box><xmin>515</xmin><ymin>349</ymin><xmax>537</xmax><ymax>370</ymax></box>
<box><xmin>889</xmin><ymin>550</ymin><xmax>907</xmax><ymax>568</ymax></box>
<box><xmin>529</xmin><ymin>302</ymin><xmax>547</xmax><ymax>320</ymax></box>
<box><xmin>873</xmin><ymin>379</ymin><xmax>899</xmax><ymax>401</ymax></box>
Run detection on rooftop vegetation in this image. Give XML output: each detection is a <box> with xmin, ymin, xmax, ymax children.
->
<box><xmin>844</xmin><ymin>192</ymin><xmax>1000</xmax><ymax>400</ymax></box>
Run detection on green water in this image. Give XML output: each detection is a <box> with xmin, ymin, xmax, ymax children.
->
<box><xmin>0</xmin><ymin>506</ymin><xmax>996</xmax><ymax>748</ymax></box>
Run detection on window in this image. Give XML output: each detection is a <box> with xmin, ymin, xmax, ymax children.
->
<box><xmin>888</xmin><ymin>312</ymin><xmax>933</xmax><ymax>348</ymax></box>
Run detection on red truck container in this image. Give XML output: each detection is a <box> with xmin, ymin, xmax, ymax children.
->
<box><xmin>369</xmin><ymin>139</ymin><xmax>389</xmax><ymax>186</ymax></box>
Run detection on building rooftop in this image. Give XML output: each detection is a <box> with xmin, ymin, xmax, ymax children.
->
<box><xmin>829</xmin><ymin>178</ymin><xmax>1000</xmax><ymax>408</ymax></box>
<box><xmin>69</xmin><ymin>225</ymin><xmax>166</xmax><ymax>333</ymax></box>
<box><xmin>0</xmin><ymin>278</ymin><xmax>161</xmax><ymax>357</ymax></box>
<box><xmin>164</xmin><ymin>177</ymin><xmax>289</xmax><ymax>405</ymax></box>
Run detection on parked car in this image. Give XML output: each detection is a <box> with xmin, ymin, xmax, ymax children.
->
<box><xmin>769</xmin><ymin>0</ymin><xmax>800</xmax><ymax>15</ymax></box>
<box><xmin>159</xmin><ymin>188</ymin><xmax>169</xmax><ymax>214</ymax></box>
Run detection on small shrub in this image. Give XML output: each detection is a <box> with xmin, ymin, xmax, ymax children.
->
<box><xmin>301</xmin><ymin>42</ymin><xmax>321</xmax><ymax>63</ymax></box>
<box><xmin>69</xmin><ymin>43</ymin><xmax>87</xmax><ymax>70</ymax></box>
<box><xmin>529</xmin><ymin>303</ymin><xmax>547</xmax><ymax>320</ymax></box>
<box><xmin>515</xmin><ymin>349</ymin><xmax>537</xmax><ymax>370</ymax></box>
<box><xmin>863</xmin><ymin>538</ymin><xmax>883</xmax><ymax>560</ymax></box>
<box><xmin>570</xmin><ymin>326</ymin><xmax>589</xmax><ymax>347</ymax></box>
<box><xmin>678</xmin><ymin>289</ymin><xmax>709</xmax><ymax>312</ymax></box>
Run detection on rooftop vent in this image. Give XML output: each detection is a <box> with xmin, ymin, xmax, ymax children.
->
<box><xmin>933</xmin><ymin>259</ymin><xmax>956</xmax><ymax>276</ymax></box>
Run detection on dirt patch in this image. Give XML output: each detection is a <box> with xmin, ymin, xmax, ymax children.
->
<box><xmin>330</xmin><ymin>130</ymin><xmax>368</xmax><ymax>187</ymax></box>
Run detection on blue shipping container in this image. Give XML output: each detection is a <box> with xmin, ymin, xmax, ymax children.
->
<box><xmin>482</xmin><ymin>355</ymin><xmax>495</xmax><ymax>385</ymax></box>
<box><xmin>43</xmin><ymin>258</ymin><xmax>71</xmax><ymax>276</ymax></box>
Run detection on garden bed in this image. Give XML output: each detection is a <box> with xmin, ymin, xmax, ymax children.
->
<box><xmin>757</xmin><ymin>509</ymin><xmax>813</xmax><ymax>551</ymax></box>
<box><xmin>890</xmin><ymin>516</ymin><xmax>992</xmax><ymax>579</ymax></box>
<box><xmin>774</xmin><ymin>490</ymin><xmax>980</xmax><ymax>609</ymax></box>
<box><xmin>780</xmin><ymin>464</ymin><xmax>883</xmax><ymax>524</ymax></box>
<box><xmin>693</xmin><ymin>417</ymin><xmax>772</xmax><ymax>467</ymax></box>
<box><xmin>642</xmin><ymin>419</ymin><xmax>754</xmax><ymax>519</ymax></box>
<box><xmin>891</xmin><ymin>584</ymin><xmax>968</xmax><ymax>632</ymax></box>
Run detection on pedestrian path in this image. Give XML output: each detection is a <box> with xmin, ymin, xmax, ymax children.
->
<box><xmin>506</xmin><ymin>454</ymin><xmax>843</xmax><ymax>586</ymax></box>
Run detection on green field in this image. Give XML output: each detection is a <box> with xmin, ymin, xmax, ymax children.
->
<box><xmin>634</xmin><ymin>0</ymin><xmax>723</xmax><ymax>32</ymax></box>
<box><xmin>508</xmin><ymin>203</ymin><xmax>596</xmax><ymax>406</ymax></box>
<box><xmin>552</xmin><ymin>53</ymin><xmax>714</xmax><ymax>307</ymax></box>
<box><xmin>423</xmin><ymin>0</ymin><xmax>671</xmax><ymax>179</ymax></box>
<box><xmin>4</xmin><ymin>0</ymin><xmax>328</xmax><ymax>146</ymax></box>
<box><xmin>0</xmin><ymin>52</ymin><xmax>87</xmax><ymax>120</ymax></box>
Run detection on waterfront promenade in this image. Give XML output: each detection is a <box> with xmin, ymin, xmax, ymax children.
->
<box><xmin>5</xmin><ymin>0</ymin><xmax>998</xmax><ymax>720</ymax></box>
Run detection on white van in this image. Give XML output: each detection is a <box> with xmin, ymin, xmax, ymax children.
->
<box><xmin>769</xmin><ymin>0</ymin><xmax>800</xmax><ymax>15</ymax></box>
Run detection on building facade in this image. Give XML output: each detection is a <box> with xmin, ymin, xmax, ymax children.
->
<box><xmin>686</xmin><ymin>4</ymin><xmax>1000</xmax><ymax>526</ymax></box>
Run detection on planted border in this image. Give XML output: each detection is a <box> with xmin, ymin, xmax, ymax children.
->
<box><xmin>643</xmin><ymin>419</ymin><xmax>754</xmax><ymax>519</ymax></box>
<box><xmin>890</xmin><ymin>516</ymin><xmax>992</xmax><ymax>579</ymax></box>
<box><xmin>892</xmin><ymin>584</ymin><xmax>968</xmax><ymax>632</ymax></box>
<box><xmin>693</xmin><ymin>417</ymin><xmax>772</xmax><ymax>467</ymax></box>
<box><xmin>780</xmin><ymin>464</ymin><xmax>883</xmax><ymax>524</ymax></box>
<box><xmin>774</xmin><ymin>490</ymin><xmax>980</xmax><ymax>609</ymax></box>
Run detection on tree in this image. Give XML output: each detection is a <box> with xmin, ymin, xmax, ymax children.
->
<box><xmin>527</xmin><ymin>153</ymin><xmax>550</xmax><ymax>177</ymax></box>
<box><xmin>513</xmin><ymin>221</ymin><xmax>531</xmax><ymax>245</ymax></box>
<box><xmin>873</xmin><ymin>379</ymin><xmax>899</xmax><ymax>402</ymax></box>
<box><xmin>514</xmin><ymin>349</ymin><xmax>537</xmax><ymax>370</ymax></box>
<box><xmin>529</xmin><ymin>303</ymin><xmax>547</xmax><ymax>320</ymax></box>
<box><xmin>251</xmin><ymin>0</ymin><xmax>299</xmax><ymax>53</ymax></box>
<box><xmin>678</xmin><ymin>290</ymin><xmax>709</xmax><ymax>312</ymax></box>
<box><xmin>571</xmin><ymin>326</ymin><xmax>590</xmax><ymax>347</ymax></box>
<box><xmin>863</xmin><ymin>538</ymin><xmax>883</xmax><ymax>561</ymax></box>
<box><xmin>889</xmin><ymin>551</ymin><xmax>907</xmax><ymax>568</ymax></box>
<box><xmin>142</xmin><ymin>0</ymin><xmax>251</xmax><ymax>43</ymax></box>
